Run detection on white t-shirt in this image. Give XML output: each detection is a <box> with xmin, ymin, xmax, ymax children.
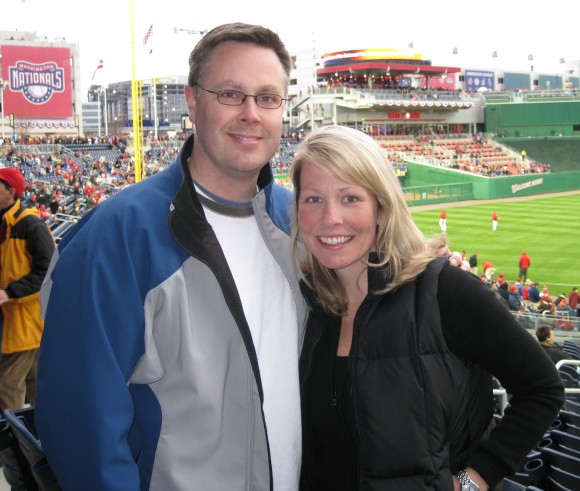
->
<box><xmin>199</xmin><ymin>188</ymin><xmax>301</xmax><ymax>491</ymax></box>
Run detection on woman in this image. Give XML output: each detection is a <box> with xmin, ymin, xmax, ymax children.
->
<box><xmin>291</xmin><ymin>126</ymin><xmax>564</xmax><ymax>491</ymax></box>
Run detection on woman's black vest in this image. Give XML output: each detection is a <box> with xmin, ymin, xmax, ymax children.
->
<box><xmin>300</xmin><ymin>258</ymin><xmax>493</xmax><ymax>490</ymax></box>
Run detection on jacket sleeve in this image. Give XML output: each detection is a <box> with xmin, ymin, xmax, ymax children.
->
<box><xmin>35</xmin><ymin>204</ymin><xmax>149</xmax><ymax>491</ymax></box>
<box><xmin>5</xmin><ymin>216</ymin><xmax>55</xmax><ymax>299</ymax></box>
<box><xmin>437</xmin><ymin>264</ymin><xmax>564</xmax><ymax>488</ymax></box>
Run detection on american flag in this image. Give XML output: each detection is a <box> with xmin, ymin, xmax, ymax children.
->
<box><xmin>143</xmin><ymin>24</ymin><xmax>154</xmax><ymax>48</ymax></box>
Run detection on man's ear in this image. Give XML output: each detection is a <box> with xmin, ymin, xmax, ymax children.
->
<box><xmin>184</xmin><ymin>85</ymin><xmax>197</xmax><ymax>125</ymax></box>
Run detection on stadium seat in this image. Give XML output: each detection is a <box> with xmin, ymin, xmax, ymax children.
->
<box><xmin>558</xmin><ymin>363</ymin><xmax>579</xmax><ymax>383</ymax></box>
<box><xmin>499</xmin><ymin>477</ymin><xmax>544</xmax><ymax>490</ymax></box>
<box><xmin>0</xmin><ymin>412</ymin><xmax>38</xmax><ymax>490</ymax></box>
<box><xmin>558</xmin><ymin>370</ymin><xmax>578</xmax><ymax>389</ymax></box>
<box><xmin>540</xmin><ymin>446</ymin><xmax>580</xmax><ymax>487</ymax></box>
<box><xmin>546</xmin><ymin>465</ymin><xmax>580</xmax><ymax>489</ymax></box>
<box><xmin>2</xmin><ymin>407</ymin><xmax>61</xmax><ymax>490</ymax></box>
<box><xmin>563</xmin><ymin>398</ymin><xmax>580</xmax><ymax>414</ymax></box>
<box><xmin>556</xmin><ymin>410</ymin><xmax>580</xmax><ymax>438</ymax></box>
<box><xmin>549</xmin><ymin>429</ymin><xmax>580</xmax><ymax>457</ymax></box>
<box><xmin>563</xmin><ymin>340</ymin><xmax>580</xmax><ymax>359</ymax></box>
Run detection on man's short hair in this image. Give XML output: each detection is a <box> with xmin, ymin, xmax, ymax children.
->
<box><xmin>187</xmin><ymin>23</ymin><xmax>291</xmax><ymax>89</ymax></box>
<box><xmin>536</xmin><ymin>325</ymin><xmax>552</xmax><ymax>343</ymax></box>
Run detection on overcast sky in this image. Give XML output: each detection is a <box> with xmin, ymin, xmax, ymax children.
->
<box><xmin>3</xmin><ymin>0</ymin><xmax>578</xmax><ymax>94</ymax></box>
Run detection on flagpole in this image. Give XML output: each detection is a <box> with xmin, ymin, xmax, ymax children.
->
<box><xmin>129</xmin><ymin>0</ymin><xmax>143</xmax><ymax>181</ymax></box>
<box><xmin>153</xmin><ymin>79</ymin><xmax>158</xmax><ymax>140</ymax></box>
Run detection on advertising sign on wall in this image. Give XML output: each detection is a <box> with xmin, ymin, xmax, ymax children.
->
<box><xmin>465</xmin><ymin>70</ymin><xmax>495</xmax><ymax>92</ymax></box>
<box><xmin>1</xmin><ymin>45</ymin><xmax>73</xmax><ymax>119</ymax></box>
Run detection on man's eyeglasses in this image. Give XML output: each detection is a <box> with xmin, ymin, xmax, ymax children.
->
<box><xmin>193</xmin><ymin>83</ymin><xmax>288</xmax><ymax>109</ymax></box>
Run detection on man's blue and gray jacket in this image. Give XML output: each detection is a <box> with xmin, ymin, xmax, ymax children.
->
<box><xmin>35</xmin><ymin>134</ymin><xmax>308</xmax><ymax>490</ymax></box>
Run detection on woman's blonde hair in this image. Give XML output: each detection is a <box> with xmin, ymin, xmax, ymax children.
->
<box><xmin>291</xmin><ymin>125</ymin><xmax>446</xmax><ymax>315</ymax></box>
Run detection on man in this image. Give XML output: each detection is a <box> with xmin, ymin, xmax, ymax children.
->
<box><xmin>536</xmin><ymin>325</ymin><xmax>568</xmax><ymax>364</ymax></box>
<box><xmin>528</xmin><ymin>282</ymin><xmax>541</xmax><ymax>309</ymax></box>
<box><xmin>0</xmin><ymin>167</ymin><xmax>54</xmax><ymax>410</ymax></box>
<box><xmin>36</xmin><ymin>23</ymin><xmax>307</xmax><ymax>491</ymax></box>
<box><xmin>519</xmin><ymin>251</ymin><xmax>531</xmax><ymax>283</ymax></box>
<box><xmin>507</xmin><ymin>284</ymin><xmax>524</xmax><ymax>312</ymax></box>
<box><xmin>492</xmin><ymin>210</ymin><xmax>498</xmax><ymax>231</ymax></box>
<box><xmin>439</xmin><ymin>209</ymin><xmax>447</xmax><ymax>232</ymax></box>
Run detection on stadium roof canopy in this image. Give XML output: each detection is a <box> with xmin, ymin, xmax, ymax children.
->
<box><xmin>317</xmin><ymin>48</ymin><xmax>461</xmax><ymax>77</ymax></box>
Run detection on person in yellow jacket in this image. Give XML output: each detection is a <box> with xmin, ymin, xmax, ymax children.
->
<box><xmin>0</xmin><ymin>167</ymin><xmax>55</xmax><ymax>409</ymax></box>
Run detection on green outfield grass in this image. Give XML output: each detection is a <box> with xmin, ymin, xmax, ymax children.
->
<box><xmin>410</xmin><ymin>193</ymin><xmax>580</xmax><ymax>294</ymax></box>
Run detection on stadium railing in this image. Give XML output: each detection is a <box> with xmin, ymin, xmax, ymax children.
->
<box><xmin>514</xmin><ymin>311</ymin><xmax>580</xmax><ymax>335</ymax></box>
<box><xmin>496</xmin><ymin>359</ymin><xmax>580</xmax><ymax>489</ymax></box>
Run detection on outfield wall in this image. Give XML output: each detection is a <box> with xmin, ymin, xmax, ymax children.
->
<box><xmin>404</xmin><ymin>161</ymin><xmax>580</xmax><ymax>206</ymax></box>
<box><xmin>484</xmin><ymin>99</ymin><xmax>580</xmax><ymax>138</ymax></box>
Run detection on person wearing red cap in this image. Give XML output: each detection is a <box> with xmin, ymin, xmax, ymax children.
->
<box><xmin>0</xmin><ymin>167</ymin><xmax>55</xmax><ymax>410</ymax></box>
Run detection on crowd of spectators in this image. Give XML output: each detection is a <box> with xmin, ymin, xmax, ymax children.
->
<box><xmin>479</xmin><ymin>264</ymin><xmax>577</xmax><ymax>324</ymax></box>
<box><xmin>379</xmin><ymin>132</ymin><xmax>550</xmax><ymax>176</ymax></box>
<box><xmin>0</xmin><ymin>134</ymin><xmax>185</xmax><ymax>242</ymax></box>
<box><xmin>462</xmin><ymin>251</ymin><xmax>578</xmax><ymax>332</ymax></box>
<box><xmin>0</xmin><ymin>129</ymin><xmax>554</xmax><ymax>245</ymax></box>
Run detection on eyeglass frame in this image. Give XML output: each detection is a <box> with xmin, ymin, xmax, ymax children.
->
<box><xmin>192</xmin><ymin>83</ymin><xmax>288</xmax><ymax>110</ymax></box>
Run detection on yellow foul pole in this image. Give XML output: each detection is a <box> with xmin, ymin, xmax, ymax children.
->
<box><xmin>129</xmin><ymin>0</ymin><xmax>143</xmax><ymax>181</ymax></box>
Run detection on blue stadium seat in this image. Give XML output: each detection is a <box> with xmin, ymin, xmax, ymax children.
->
<box><xmin>558</xmin><ymin>364</ymin><xmax>579</xmax><ymax>383</ymax></box>
<box><xmin>563</xmin><ymin>398</ymin><xmax>580</xmax><ymax>414</ymax></box>
<box><xmin>555</xmin><ymin>410</ymin><xmax>580</xmax><ymax>438</ymax></box>
<box><xmin>2</xmin><ymin>407</ymin><xmax>61</xmax><ymax>490</ymax></box>
<box><xmin>550</xmin><ymin>429</ymin><xmax>580</xmax><ymax>457</ymax></box>
<box><xmin>499</xmin><ymin>477</ymin><xmax>544</xmax><ymax>490</ymax></box>
<box><xmin>562</xmin><ymin>340</ymin><xmax>580</xmax><ymax>359</ymax></box>
<box><xmin>0</xmin><ymin>412</ymin><xmax>38</xmax><ymax>490</ymax></box>
<box><xmin>540</xmin><ymin>446</ymin><xmax>580</xmax><ymax>489</ymax></box>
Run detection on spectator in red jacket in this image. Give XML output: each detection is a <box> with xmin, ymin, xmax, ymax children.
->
<box><xmin>519</xmin><ymin>251</ymin><xmax>531</xmax><ymax>283</ymax></box>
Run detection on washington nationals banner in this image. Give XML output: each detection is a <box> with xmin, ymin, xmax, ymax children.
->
<box><xmin>1</xmin><ymin>45</ymin><xmax>73</xmax><ymax>119</ymax></box>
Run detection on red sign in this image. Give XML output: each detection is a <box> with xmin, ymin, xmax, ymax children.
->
<box><xmin>1</xmin><ymin>45</ymin><xmax>73</xmax><ymax>119</ymax></box>
<box><xmin>388</xmin><ymin>111</ymin><xmax>421</xmax><ymax>120</ymax></box>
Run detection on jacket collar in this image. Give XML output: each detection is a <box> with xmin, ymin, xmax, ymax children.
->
<box><xmin>2</xmin><ymin>199</ymin><xmax>38</xmax><ymax>224</ymax></box>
